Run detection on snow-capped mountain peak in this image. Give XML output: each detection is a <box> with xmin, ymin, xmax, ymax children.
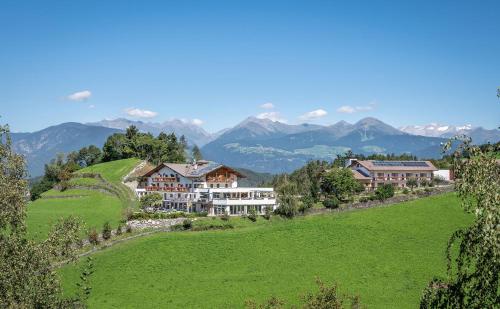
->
<box><xmin>399</xmin><ymin>123</ymin><xmax>474</xmax><ymax>137</ymax></box>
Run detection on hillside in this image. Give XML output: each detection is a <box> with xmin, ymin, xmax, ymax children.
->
<box><xmin>59</xmin><ymin>193</ymin><xmax>471</xmax><ymax>308</ymax></box>
<box><xmin>11</xmin><ymin>123</ymin><xmax>121</xmax><ymax>177</ymax></box>
<box><xmin>233</xmin><ymin>167</ymin><xmax>274</xmax><ymax>187</ymax></box>
<box><xmin>26</xmin><ymin>158</ymin><xmax>140</xmax><ymax>240</ymax></box>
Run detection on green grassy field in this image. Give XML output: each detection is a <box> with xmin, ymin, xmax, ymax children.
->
<box><xmin>76</xmin><ymin>158</ymin><xmax>140</xmax><ymax>184</ymax></box>
<box><xmin>26</xmin><ymin>158</ymin><xmax>140</xmax><ymax>240</ymax></box>
<box><xmin>26</xmin><ymin>189</ymin><xmax>123</xmax><ymax>240</ymax></box>
<box><xmin>59</xmin><ymin>193</ymin><xmax>471</xmax><ymax>308</ymax></box>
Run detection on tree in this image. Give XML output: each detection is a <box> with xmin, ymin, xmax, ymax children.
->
<box><xmin>139</xmin><ymin>193</ymin><xmax>163</xmax><ymax>211</ymax></box>
<box><xmin>321</xmin><ymin>168</ymin><xmax>364</xmax><ymax>201</ymax></box>
<box><xmin>420</xmin><ymin>138</ymin><xmax>499</xmax><ymax>308</ymax></box>
<box><xmin>246</xmin><ymin>278</ymin><xmax>362</xmax><ymax>309</ymax></box>
<box><xmin>374</xmin><ymin>184</ymin><xmax>394</xmax><ymax>201</ymax></box>
<box><xmin>102</xmin><ymin>133</ymin><xmax>134</xmax><ymax>161</ymax></box>
<box><xmin>275</xmin><ymin>178</ymin><xmax>299</xmax><ymax>218</ymax></box>
<box><xmin>406</xmin><ymin>177</ymin><xmax>418</xmax><ymax>191</ymax></box>
<box><xmin>0</xmin><ymin>123</ymin><xmax>92</xmax><ymax>308</ymax></box>
<box><xmin>192</xmin><ymin>145</ymin><xmax>203</xmax><ymax>161</ymax></box>
<box><xmin>78</xmin><ymin>145</ymin><xmax>102</xmax><ymax>167</ymax></box>
<box><xmin>125</xmin><ymin>125</ymin><xmax>139</xmax><ymax>140</ymax></box>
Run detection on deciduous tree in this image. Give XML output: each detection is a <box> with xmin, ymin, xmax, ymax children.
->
<box><xmin>0</xmin><ymin>123</ymin><xmax>92</xmax><ymax>308</ymax></box>
<box><xmin>420</xmin><ymin>138</ymin><xmax>500</xmax><ymax>308</ymax></box>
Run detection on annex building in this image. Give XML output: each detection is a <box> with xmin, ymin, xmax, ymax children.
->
<box><xmin>347</xmin><ymin>159</ymin><xmax>438</xmax><ymax>190</ymax></box>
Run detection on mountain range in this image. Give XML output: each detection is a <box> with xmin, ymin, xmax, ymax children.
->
<box><xmin>88</xmin><ymin>118</ymin><xmax>214</xmax><ymax>146</ymax></box>
<box><xmin>9</xmin><ymin>117</ymin><xmax>500</xmax><ymax>176</ymax></box>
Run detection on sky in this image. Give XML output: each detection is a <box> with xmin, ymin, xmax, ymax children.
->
<box><xmin>1</xmin><ymin>0</ymin><xmax>499</xmax><ymax>133</ymax></box>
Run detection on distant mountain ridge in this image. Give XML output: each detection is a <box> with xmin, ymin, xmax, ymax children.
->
<box><xmin>88</xmin><ymin>118</ymin><xmax>213</xmax><ymax>147</ymax></box>
<box><xmin>399</xmin><ymin>123</ymin><xmax>499</xmax><ymax>144</ymax></box>
<box><xmin>10</xmin><ymin>117</ymin><xmax>500</xmax><ymax>177</ymax></box>
<box><xmin>11</xmin><ymin>123</ymin><xmax>120</xmax><ymax>177</ymax></box>
<box><xmin>201</xmin><ymin>117</ymin><xmax>499</xmax><ymax>173</ymax></box>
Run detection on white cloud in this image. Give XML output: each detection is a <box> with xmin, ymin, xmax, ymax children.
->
<box><xmin>260</xmin><ymin>102</ymin><xmax>275</xmax><ymax>109</ymax></box>
<box><xmin>125</xmin><ymin>107</ymin><xmax>158</xmax><ymax>118</ymax></box>
<box><xmin>336</xmin><ymin>105</ymin><xmax>356</xmax><ymax>113</ymax></box>
<box><xmin>299</xmin><ymin>109</ymin><xmax>328</xmax><ymax>121</ymax></box>
<box><xmin>88</xmin><ymin>104</ymin><xmax>95</xmax><ymax>109</ymax></box>
<box><xmin>67</xmin><ymin>90</ymin><xmax>92</xmax><ymax>101</ymax></box>
<box><xmin>337</xmin><ymin>102</ymin><xmax>376</xmax><ymax>114</ymax></box>
<box><xmin>191</xmin><ymin>118</ymin><xmax>204</xmax><ymax>126</ymax></box>
<box><xmin>256</xmin><ymin>111</ymin><xmax>287</xmax><ymax>123</ymax></box>
<box><xmin>176</xmin><ymin>118</ymin><xmax>204</xmax><ymax>126</ymax></box>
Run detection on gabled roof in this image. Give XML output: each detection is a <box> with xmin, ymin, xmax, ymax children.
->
<box><xmin>142</xmin><ymin>161</ymin><xmax>245</xmax><ymax>178</ymax></box>
<box><xmin>351</xmin><ymin>160</ymin><xmax>437</xmax><ymax>171</ymax></box>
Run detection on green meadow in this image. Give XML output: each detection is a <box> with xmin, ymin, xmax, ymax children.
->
<box><xmin>59</xmin><ymin>193</ymin><xmax>471</xmax><ymax>308</ymax></box>
<box><xmin>26</xmin><ymin>158</ymin><xmax>140</xmax><ymax>240</ymax></box>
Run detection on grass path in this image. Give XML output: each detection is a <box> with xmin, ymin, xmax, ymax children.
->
<box><xmin>59</xmin><ymin>193</ymin><xmax>471</xmax><ymax>308</ymax></box>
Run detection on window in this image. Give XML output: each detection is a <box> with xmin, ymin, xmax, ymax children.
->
<box><xmin>210</xmin><ymin>184</ymin><xmax>213</xmax><ymax>188</ymax></box>
<box><xmin>216</xmin><ymin>184</ymin><xmax>220</xmax><ymax>188</ymax></box>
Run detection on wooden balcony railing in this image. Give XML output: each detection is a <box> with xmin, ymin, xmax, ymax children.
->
<box><xmin>152</xmin><ymin>177</ymin><xmax>177</xmax><ymax>182</ymax></box>
<box><xmin>145</xmin><ymin>186</ymin><xmax>188</xmax><ymax>192</ymax></box>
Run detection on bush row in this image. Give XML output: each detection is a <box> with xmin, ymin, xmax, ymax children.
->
<box><xmin>87</xmin><ymin>221</ymin><xmax>132</xmax><ymax>245</ymax></box>
<box><xmin>127</xmin><ymin>210</ymin><xmax>208</xmax><ymax>221</ymax></box>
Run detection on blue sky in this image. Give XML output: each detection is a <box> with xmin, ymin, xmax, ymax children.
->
<box><xmin>1</xmin><ymin>0</ymin><xmax>499</xmax><ymax>133</ymax></box>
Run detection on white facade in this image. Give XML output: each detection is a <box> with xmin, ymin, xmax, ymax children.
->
<box><xmin>136</xmin><ymin>161</ymin><xmax>277</xmax><ymax>216</ymax></box>
<box><xmin>433</xmin><ymin>169</ymin><xmax>451</xmax><ymax>181</ymax></box>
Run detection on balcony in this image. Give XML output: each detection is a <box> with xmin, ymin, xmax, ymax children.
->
<box><xmin>152</xmin><ymin>177</ymin><xmax>177</xmax><ymax>182</ymax></box>
<box><xmin>145</xmin><ymin>186</ymin><xmax>188</xmax><ymax>192</ymax></box>
<box><xmin>206</xmin><ymin>176</ymin><xmax>237</xmax><ymax>183</ymax></box>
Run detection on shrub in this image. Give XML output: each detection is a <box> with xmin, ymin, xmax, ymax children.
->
<box><xmin>322</xmin><ymin>196</ymin><xmax>339</xmax><ymax>209</ymax></box>
<box><xmin>402</xmin><ymin>188</ymin><xmax>410</xmax><ymax>194</ymax></box>
<box><xmin>191</xmin><ymin>222</ymin><xmax>234</xmax><ymax>231</ymax></box>
<box><xmin>263</xmin><ymin>207</ymin><xmax>272</xmax><ymax>220</ymax></box>
<box><xmin>375</xmin><ymin>184</ymin><xmax>395</xmax><ymax>201</ymax></box>
<box><xmin>88</xmin><ymin>228</ymin><xmax>99</xmax><ymax>245</ymax></box>
<box><xmin>220</xmin><ymin>212</ymin><xmax>230</xmax><ymax>221</ymax></box>
<box><xmin>419</xmin><ymin>179</ymin><xmax>430</xmax><ymax>187</ymax></box>
<box><xmin>126</xmin><ymin>224</ymin><xmax>133</xmax><ymax>233</ymax></box>
<box><xmin>182</xmin><ymin>219</ymin><xmax>192</xmax><ymax>230</ymax></box>
<box><xmin>195</xmin><ymin>211</ymin><xmax>208</xmax><ymax>217</ymax></box>
<box><xmin>122</xmin><ymin>207</ymin><xmax>134</xmax><ymax>221</ymax></box>
<box><xmin>367</xmin><ymin>194</ymin><xmax>377</xmax><ymax>201</ymax></box>
<box><xmin>102</xmin><ymin>221</ymin><xmax>112</xmax><ymax>240</ymax></box>
<box><xmin>139</xmin><ymin>193</ymin><xmax>163</xmax><ymax>211</ymax></box>
<box><xmin>247</xmin><ymin>208</ymin><xmax>257</xmax><ymax>222</ymax></box>
<box><xmin>116</xmin><ymin>224</ymin><xmax>123</xmax><ymax>236</ymax></box>
<box><xmin>59</xmin><ymin>181</ymin><xmax>69</xmax><ymax>192</ymax></box>
<box><xmin>359</xmin><ymin>196</ymin><xmax>369</xmax><ymax>203</ymax></box>
<box><xmin>299</xmin><ymin>195</ymin><xmax>314</xmax><ymax>213</ymax></box>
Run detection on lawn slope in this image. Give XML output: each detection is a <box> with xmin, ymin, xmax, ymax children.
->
<box><xmin>59</xmin><ymin>193</ymin><xmax>472</xmax><ymax>309</ymax></box>
<box><xmin>26</xmin><ymin>158</ymin><xmax>140</xmax><ymax>240</ymax></box>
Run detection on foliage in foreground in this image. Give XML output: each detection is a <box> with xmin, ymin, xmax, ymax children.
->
<box><xmin>0</xmin><ymin>123</ymin><xmax>92</xmax><ymax>308</ymax></box>
<box><xmin>245</xmin><ymin>278</ymin><xmax>362</xmax><ymax>309</ymax></box>
<box><xmin>420</xmin><ymin>139</ymin><xmax>499</xmax><ymax>308</ymax></box>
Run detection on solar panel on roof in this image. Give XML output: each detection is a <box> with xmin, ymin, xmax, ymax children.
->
<box><xmin>372</xmin><ymin>161</ymin><xmax>428</xmax><ymax>167</ymax></box>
